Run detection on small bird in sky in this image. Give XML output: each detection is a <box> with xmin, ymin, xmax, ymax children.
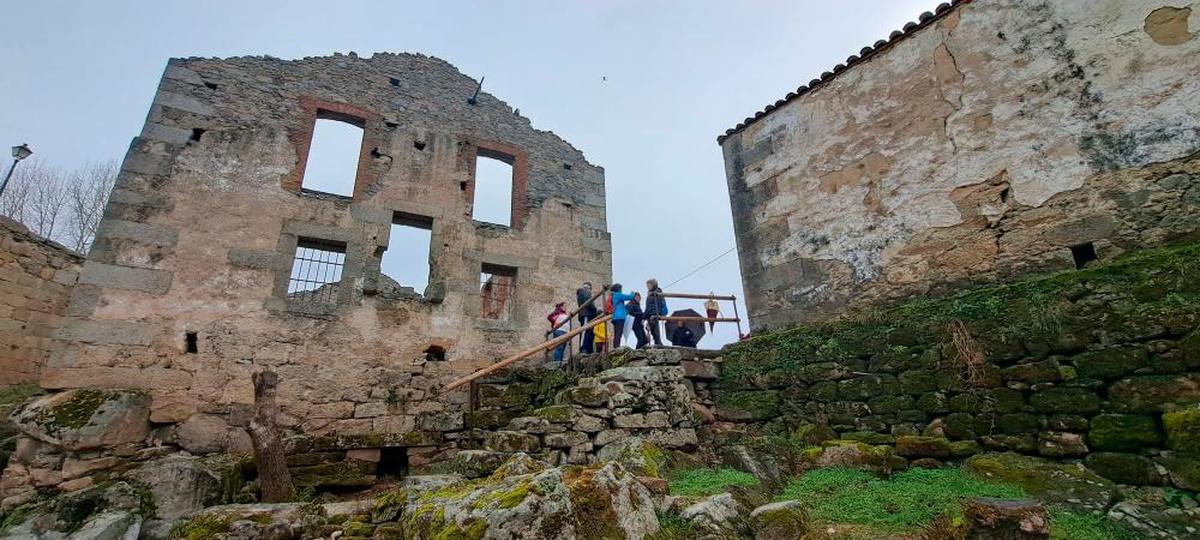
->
<box><xmin>602</xmin><ymin>76</ymin><xmax>607</xmax><ymax>82</ymax></box>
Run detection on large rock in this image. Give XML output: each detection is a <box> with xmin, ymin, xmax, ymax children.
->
<box><xmin>68</xmin><ymin>511</ymin><xmax>142</xmax><ymax>540</ymax></box>
<box><xmin>450</xmin><ymin>450</ymin><xmax>509</xmax><ymax>479</ymax></box>
<box><xmin>127</xmin><ymin>456</ymin><xmax>224</xmax><ymax>521</ymax></box>
<box><xmin>1108</xmin><ymin>498</ymin><xmax>1200</xmax><ymax>539</ymax></box>
<box><xmin>748</xmin><ymin>500</ymin><xmax>808</xmax><ymax>540</ymax></box>
<box><xmin>961</xmin><ymin>498</ymin><xmax>1050</xmax><ymax>538</ymax></box>
<box><xmin>595</xmin><ymin>437</ymin><xmax>667</xmax><ymax>477</ymax></box>
<box><xmin>10</xmin><ymin>390</ymin><xmax>150</xmax><ymax>451</ymax></box>
<box><xmin>964</xmin><ymin>453</ymin><xmax>1116</xmax><ymax>510</ymax></box>
<box><xmin>680</xmin><ymin>493</ymin><xmax>749</xmax><ymax>538</ymax></box>
<box><xmin>396</xmin><ymin>457</ymin><xmax>659</xmax><ymax>539</ymax></box>
<box><xmin>805</xmin><ymin>441</ymin><xmax>898</xmax><ymax>475</ymax></box>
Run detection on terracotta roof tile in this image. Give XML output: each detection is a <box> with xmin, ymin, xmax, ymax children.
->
<box><xmin>717</xmin><ymin>0</ymin><xmax>970</xmax><ymax>144</ymax></box>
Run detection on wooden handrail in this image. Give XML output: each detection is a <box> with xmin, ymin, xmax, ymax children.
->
<box><xmin>447</xmin><ymin>314</ymin><xmax>613</xmax><ymax>391</ymax></box>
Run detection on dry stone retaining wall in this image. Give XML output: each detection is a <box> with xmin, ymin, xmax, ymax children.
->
<box><xmin>711</xmin><ymin>240</ymin><xmax>1200</xmax><ymax>490</ymax></box>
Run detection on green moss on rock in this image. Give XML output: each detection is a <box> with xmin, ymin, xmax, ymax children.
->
<box><xmin>1162</xmin><ymin>407</ymin><xmax>1200</xmax><ymax>453</ymax></box>
<box><xmin>715</xmin><ymin>391</ymin><xmax>780</xmax><ymax>421</ymax></box>
<box><xmin>1087</xmin><ymin>414</ymin><xmax>1162</xmax><ymax>451</ymax></box>
<box><xmin>1083</xmin><ymin>452</ymin><xmax>1163</xmax><ymax>485</ymax></box>
<box><xmin>1029</xmin><ymin>388</ymin><xmax>1101</xmax><ymax>414</ymax></box>
<box><xmin>895</xmin><ymin>436</ymin><xmax>952</xmax><ymax>458</ymax></box>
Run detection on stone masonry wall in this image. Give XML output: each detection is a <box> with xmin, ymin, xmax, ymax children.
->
<box><xmin>711</xmin><ymin>240</ymin><xmax>1200</xmax><ymax>491</ymax></box>
<box><xmin>720</xmin><ymin>0</ymin><xmax>1200</xmax><ymax>329</ymax></box>
<box><xmin>42</xmin><ymin>53</ymin><xmax>611</xmax><ymax>449</ymax></box>
<box><xmin>0</xmin><ymin>217</ymin><xmax>82</xmax><ymax>385</ymax></box>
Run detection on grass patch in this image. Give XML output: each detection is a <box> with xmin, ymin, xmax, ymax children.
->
<box><xmin>668</xmin><ymin>468</ymin><xmax>759</xmax><ymax>496</ymax></box>
<box><xmin>1050</xmin><ymin>508</ymin><xmax>1139</xmax><ymax>540</ymax></box>
<box><xmin>776</xmin><ymin>468</ymin><xmax>1024</xmax><ymax>533</ymax></box>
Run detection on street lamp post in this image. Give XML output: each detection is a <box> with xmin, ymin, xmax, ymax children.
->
<box><xmin>0</xmin><ymin>144</ymin><xmax>34</xmax><ymax>197</ymax></box>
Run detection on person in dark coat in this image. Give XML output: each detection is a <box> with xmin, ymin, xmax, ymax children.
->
<box><xmin>576</xmin><ymin>282</ymin><xmax>597</xmax><ymax>353</ymax></box>
<box><xmin>626</xmin><ymin>292</ymin><xmax>648</xmax><ymax>349</ymax></box>
<box><xmin>670</xmin><ymin>320</ymin><xmax>696</xmax><ymax>348</ymax></box>
<box><xmin>644</xmin><ymin>279</ymin><xmax>666</xmax><ymax>346</ymax></box>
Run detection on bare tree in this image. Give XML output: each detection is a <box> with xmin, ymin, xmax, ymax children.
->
<box><xmin>249</xmin><ymin>371</ymin><xmax>294</xmax><ymax>502</ymax></box>
<box><xmin>64</xmin><ymin>161</ymin><xmax>118</xmax><ymax>253</ymax></box>
<box><xmin>0</xmin><ymin>158</ymin><xmax>117</xmax><ymax>253</ymax></box>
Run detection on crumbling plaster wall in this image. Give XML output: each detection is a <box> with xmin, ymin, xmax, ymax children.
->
<box><xmin>721</xmin><ymin>0</ymin><xmax>1200</xmax><ymax>330</ymax></box>
<box><xmin>0</xmin><ymin>218</ymin><xmax>82</xmax><ymax>385</ymax></box>
<box><xmin>43</xmin><ymin>53</ymin><xmax>611</xmax><ymax>446</ymax></box>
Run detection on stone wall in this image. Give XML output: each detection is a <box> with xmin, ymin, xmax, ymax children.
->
<box><xmin>710</xmin><ymin>240</ymin><xmax>1200</xmax><ymax>490</ymax></box>
<box><xmin>0</xmin><ymin>217</ymin><xmax>82</xmax><ymax>385</ymax></box>
<box><xmin>43</xmin><ymin>53</ymin><xmax>611</xmax><ymax>446</ymax></box>
<box><xmin>719</xmin><ymin>0</ymin><xmax>1200</xmax><ymax>330</ymax></box>
<box><xmin>0</xmin><ymin>348</ymin><xmax>715</xmax><ymax>516</ymax></box>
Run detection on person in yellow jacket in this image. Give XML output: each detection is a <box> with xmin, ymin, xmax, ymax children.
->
<box><xmin>593</xmin><ymin>319</ymin><xmax>608</xmax><ymax>354</ymax></box>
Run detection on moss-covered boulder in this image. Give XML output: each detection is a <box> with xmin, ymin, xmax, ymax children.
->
<box><xmin>804</xmin><ymin>440</ymin><xmax>898</xmax><ymax>475</ymax></box>
<box><xmin>1028</xmin><ymin>388</ymin><xmax>1101</xmax><ymax>414</ymax></box>
<box><xmin>747</xmin><ymin>500</ymin><xmax>809</xmax><ymax>540</ymax></box>
<box><xmin>11</xmin><ymin>389</ymin><xmax>150</xmax><ymax>451</ymax></box>
<box><xmin>1156</xmin><ymin>452</ymin><xmax>1200</xmax><ymax>491</ymax></box>
<box><xmin>388</xmin><ymin>459</ymin><xmax>659</xmax><ymax>540</ymax></box>
<box><xmin>964</xmin><ymin>452</ymin><xmax>1116</xmax><ymax>510</ymax></box>
<box><xmin>895</xmin><ymin>436</ymin><xmax>953</xmax><ymax>458</ymax></box>
<box><xmin>1087</xmin><ymin>414</ymin><xmax>1162</xmax><ymax>451</ymax></box>
<box><xmin>450</xmin><ymin>450</ymin><xmax>510</xmax><ymax>479</ymax></box>
<box><xmin>1072</xmin><ymin>346</ymin><xmax>1147</xmax><ymax>380</ymax></box>
<box><xmin>715</xmin><ymin>391</ymin><xmax>780</xmax><ymax>422</ymax></box>
<box><xmin>1083</xmin><ymin>452</ymin><xmax>1164</xmax><ymax>485</ymax></box>
<box><xmin>1108</xmin><ymin>374</ymin><xmax>1200</xmax><ymax>413</ymax></box>
<box><xmin>1162</xmin><ymin>406</ymin><xmax>1200</xmax><ymax>454</ymax></box>
<box><xmin>595</xmin><ymin>437</ymin><xmax>667</xmax><ymax>478</ymax></box>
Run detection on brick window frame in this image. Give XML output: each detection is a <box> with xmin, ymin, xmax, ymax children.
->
<box><xmin>283</xmin><ymin>97</ymin><xmax>383</xmax><ymax>198</ymax></box>
<box><xmin>462</xmin><ymin>139</ymin><xmax>529</xmax><ymax>229</ymax></box>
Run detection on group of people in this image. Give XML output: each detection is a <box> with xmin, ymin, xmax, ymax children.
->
<box><xmin>546</xmin><ymin>279</ymin><xmax>706</xmax><ymax>363</ymax></box>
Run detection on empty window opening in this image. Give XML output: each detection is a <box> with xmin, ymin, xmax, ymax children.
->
<box><xmin>563</xmin><ymin>163</ymin><xmax>572</xmax><ymax>170</ymax></box>
<box><xmin>185</xmin><ymin>332</ymin><xmax>198</xmax><ymax>354</ymax></box>
<box><xmin>190</xmin><ymin>128</ymin><xmax>205</xmax><ymax>143</ymax></box>
<box><xmin>472</xmin><ymin>151</ymin><xmax>514</xmax><ymax>226</ymax></box>
<box><xmin>424</xmin><ymin>345</ymin><xmax>446</xmax><ymax>362</ymax></box>
<box><xmin>288</xmin><ymin>239</ymin><xmax>347</xmax><ymax>307</ymax></box>
<box><xmin>480</xmin><ymin>264</ymin><xmax>517</xmax><ymax>320</ymax></box>
<box><xmin>413</xmin><ymin>140</ymin><xmax>426</xmax><ymax>151</ymax></box>
<box><xmin>378</xmin><ymin>447</ymin><xmax>408</xmax><ymax>479</ymax></box>
<box><xmin>380</xmin><ymin>213</ymin><xmax>433</xmax><ymax>295</ymax></box>
<box><xmin>1070</xmin><ymin>242</ymin><xmax>1097</xmax><ymax>269</ymax></box>
<box><xmin>301</xmin><ymin>115</ymin><xmax>365</xmax><ymax>197</ymax></box>
<box><xmin>203</xmin><ymin>81</ymin><xmax>219</xmax><ymax>90</ymax></box>
<box><xmin>389</xmin><ymin>77</ymin><xmax>401</xmax><ymax>87</ymax></box>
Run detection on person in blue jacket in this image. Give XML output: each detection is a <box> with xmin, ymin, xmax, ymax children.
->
<box><xmin>608</xmin><ymin>283</ymin><xmax>637</xmax><ymax>349</ymax></box>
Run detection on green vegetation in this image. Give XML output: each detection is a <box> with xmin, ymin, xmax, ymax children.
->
<box><xmin>721</xmin><ymin>240</ymin><xmax>1200</xmax><ymax>388</ymax></box>
<box><xmin>667</xmin><ymin>468</ymin><xmax>760</xmax><ymax>496</ymax></box>
<box><xmin>775</xmin><ymin>468</ymin><xmax>1024</xmax><ymax>533</ymax></box>
<box><xmin>1049</xmin><ymin>508</ymin><xmax>1139</xmax><ymax>540</ymax></box>
<box><xmin>647</xmin><ymin>512</ymin><xmax>696</xmax><ymax>540</ymax></box>
<box><xmin>0</xmin><ymin>383</ymin><xmax>43</xmax><ymax>410</ymax></box>
<box><xmin>168</xmin><ymin>513</ymin><xmax>236</xmax><ymax>540</ymax></box>
<box><xmin>40</xmin><ymin>389</ymin><xmax>110</xmax><ymax>430</ymax></box>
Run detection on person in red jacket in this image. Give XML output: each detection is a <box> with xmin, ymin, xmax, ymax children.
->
<box><xmin>547</xmin><ymin>302</ymin><xmax>570</xmax><ymax>363</ymax></box>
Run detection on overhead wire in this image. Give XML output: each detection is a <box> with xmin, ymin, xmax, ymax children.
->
<box><xmin>663</xmin><ymin>246</ymin><xmax>737</xmax><ymax>289</ymax></box>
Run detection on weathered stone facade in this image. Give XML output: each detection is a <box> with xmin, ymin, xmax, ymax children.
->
<box><xmin>0</xmin><ymin>217</ymin><xmax>82</xmax><ymax>385</ymax></box>
<box><xmin>41</xmin><ymin>53</ymin><xmax>611</xmax><ymax>446</ymax></box>
<box><xmin>720</xmin><ymin>0</ymin><xmax>1200</xmax><ymax>330</ymax></box>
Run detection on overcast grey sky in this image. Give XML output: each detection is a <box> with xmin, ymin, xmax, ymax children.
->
<box><xmin>1</xmin><ymin>0</ymin><xmax>934</xmax><ymax>346</ymax></box>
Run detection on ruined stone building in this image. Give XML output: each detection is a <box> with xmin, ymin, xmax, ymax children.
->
<box><xmin>720</xmin><ymin>0</ymin><xmax>1200</xmax><ymax>330</ymax></box>
<box><xmin>26</xmin><ymin>53</ymin><xmax>611</xmax><ymax>449</ymax></box>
